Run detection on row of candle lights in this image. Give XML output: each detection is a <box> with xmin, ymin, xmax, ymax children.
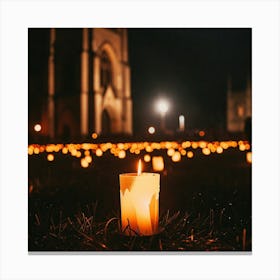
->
<box><xmin>28</xmin><ymin>140</ymin><xmax>250</xmax><ymax>155</ymax></box>
<box><xmin>28</xmin><ymin>140</ymin><xmax>252</xmax><ymax>169</ymax></box>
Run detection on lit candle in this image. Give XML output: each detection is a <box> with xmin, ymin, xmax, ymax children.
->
<box><xmin>152</xmin><ymin>156</ymin><xmax>164</xmax><ymax>172</ymax></box>
<box><xmin>119</xmin><ymin>160</ymin><xmax>160</xmax><ymax>236</ymax></box>
<box><xmin>246</xmin><ymin>152</ymin><xmax>252</xmax><ymax>164</ymax></box>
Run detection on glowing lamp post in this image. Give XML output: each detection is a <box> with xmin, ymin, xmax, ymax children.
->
<box><xmin>34</xmin><ymin>124</ymin><xmax>41</xmax><ymax>132</ymax></box>
<box><xmin>156</xmin><ymin>99</ymin><xmax>169</xmax><ymax>132</ymax></box>
<box><xmin>179</xmin><ymin>115</ymin><xmax>185</xmax><ymax>132</ymax></box>
<box><xmin>119</xmin><ymin>160</ymin><xmax>160</xmax><ymax>236</ymax></box>
<box><xmin>148</xmin><ymin>126</ymin><xmax>155</xmax><ymax>135</ymax></box>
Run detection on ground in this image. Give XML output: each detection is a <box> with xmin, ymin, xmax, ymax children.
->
<box><xmin>28</xmin><ymin>139</ymin><xmax>251</xmax><ymax>251</ymax></box>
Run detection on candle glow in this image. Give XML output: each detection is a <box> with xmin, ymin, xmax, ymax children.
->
<box><xmin>119</xmin><ymin>160</ymin><xmax>160</xmax><ymax>236</ymax></box>
<box><xmin>137</xmin><ymin>159</ymin><xmax>142</xmax><ymax>175</ymax></box>
<box><xmin>152</xmin><ymin>156</ymin><xmax>164</xmax><ymax>171</ymax></box>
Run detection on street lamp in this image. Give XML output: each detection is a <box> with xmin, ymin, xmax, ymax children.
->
<box><xmin>34</xmin><ymin>124</ymin><xmax>42</xmax><ymax>132</ymax></box>
<box><xmin>156</xmin><ymin>99</ymin><xmax>169</xmax><ymax>132</ymax></box>
<box><xmin>179</xmin><ymin>115</ymin><xmax>185</xmax><ymax>132</ymax></box>
<box><xmin>148</xmin><ymin>126</ymin><xmax>155</xmax><ymax>135</ymax></box>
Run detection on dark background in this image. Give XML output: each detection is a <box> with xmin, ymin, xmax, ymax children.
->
<box><xmin>128</xmin><ymin>28</ymin><xmax>251</xmax><ymax>133</ymax></box>
<box><xmin>28</xmin><ymin>28</ymin><xmax>251</xmax><ymax>135</ymax></box>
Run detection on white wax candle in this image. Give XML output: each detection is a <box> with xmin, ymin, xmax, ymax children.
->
<box><xmin>152</xmin><ymin>156</ymin><xmax>164</xmax><ymax>172</ymax></box>
<box><xmin>119</xmin><ymin>172</ymin><xmax>160</xmax><ymax>236</ymax></box>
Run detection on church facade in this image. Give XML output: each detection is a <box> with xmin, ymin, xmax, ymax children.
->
<box><xmin>227</xmin><ymin>77</ymin><xmax>251</xmax><ymax>133</ymax></box>
<box><xmin>31</xmin><ymin>28</ymin><xmax>133</xmax><ymax>141</ymax></box>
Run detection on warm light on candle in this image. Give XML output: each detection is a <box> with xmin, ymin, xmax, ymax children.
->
<box><xmin>137</xmin><ymin>159</ymin><xmax>142</xmax><ymax>176</ymax></box>
<box><xmin>119</xmin><ymin>172</ymin><xmax>160</xmax><ymax>236</ymax></box>
<box><xmin>120</xmin><ymin>161</ymin><xmax>160</xmax><ymax>236</ymax></box>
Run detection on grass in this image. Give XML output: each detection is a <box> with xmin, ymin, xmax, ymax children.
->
<box><xmin>29</xmin><ymin>203</ymin><xmax>251</xmax><ymax>251</ymax></box>
<box><xmin>28</xmin><ymin>143</ymin><xmax>251</xmax><ymax>251</ymax></box>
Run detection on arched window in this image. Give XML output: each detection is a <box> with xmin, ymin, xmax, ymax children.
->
<box><xmin>100</xmin><ymin>51</ymin><xmax>112</xmax><ymax>89</ymax></box>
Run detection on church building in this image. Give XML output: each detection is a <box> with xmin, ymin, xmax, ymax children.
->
<box><xmin>227</xmin><ymin>76</ymin><xmax>251</xmax><ymax>134</ymax></box>
<box><xmin>29</xmin><ymin>28</ymin><xmax>133</xmax><ymax>141</ymax></box>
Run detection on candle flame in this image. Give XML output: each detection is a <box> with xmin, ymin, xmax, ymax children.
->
<box><xmin>137</xmin><ymin>159</ymin><xmax>142</xmax><ymax>175</ymax></box>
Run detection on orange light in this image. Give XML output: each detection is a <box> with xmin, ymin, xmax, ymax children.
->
<box><xmin>182</xmin><ymin>141</ymin><xmax>191</xmax><ymax>148</ymax></box>
<box><xmin>137</xmin><ymin>159</ymin><xmax>142</xmax><ymax>176</ymax></box>
<box><xmin>191</xmin><ymin>142</ymin><xmax>198</xmax><ymax>149</ymax></box>
<box><xmin>165</xmin><ymin>142</ymin><xmax>172</xmax><ymax>149</ymax></box>
<box><xmin>180</xmin><ymin>149</ymin><xmax>187</xmax><ymax>156</ymax></box>
<box><xmin>46</xmin><ymin>144</ymin><xmax>54</xmax><ymax>153</ymax></box>
<box><xmin>199</xmin><ymin>130</ymin><xmax>205</xmax><ymax>137</ymax></box>
<box><xmin>145</xmin><ymin>146</ymin><xmax>153</xmax><ymax>153</ymax></box>
<box><xmin>167</xmin><ymin>148</ymin><xmax>175</xmax><ymax>157</ymax></box>
<box><xmin>118</xmin><ymin>143</ymin><xmax>125</xmax><ymax>149</ymax></box>
<box><xmin>119</xmin><ymin>172</ymin><xmax>160</xmax><ymax>236</ymax></box>
<box><xmin>96</xmin><ymin>149</ymin><xmax>103</xmax><ymax>157</ymax></box>
<box><xmin>118</xmin><ymin>150</ymin><xmax>126</xmax><ymax>159</ymax></box>
<box><xmin>246</xmin><ymin>152</ymin><xmax>252</xmax><ymax>164</ymax></box>
<box><xmin>208</xmin><ymin>144</ymin><xmax>216</xmax><ymax>153</ymax></box>
<box><xmin>239</xmin><ymin>144</ymin><xmax>246</xmax><ymax>151</ymax></box>
<box><xmin>54</xmin><ymin>145</ymin><xmax>61</xmax><ymax>152</ymax></box>
<box><xmin>47</xmin><ymin>154</ymin><xmax>54</xmax><ymax>161</ymax></box>
<box><xmin>92</xmin><ymin>133</ymin><xmax>98</xmax><ymax>139</ymax></box>
<box><xmin>216</xmin><ymin>146</ymin><xmax>223</xmax><ymax>154</ymax></box>
<box><xmin>202</xmin><ymin>148</ymin><xmax>211</xmax><ymax>155</ymax></box>
<box><xmin>81</xmin><ymin>158</ymin><xmax>89</xmax><ymax>168</ymax></box>
<box><xmin>231</xmin><ymin>141</ymin><xmax>238</xmax><ymax>148</ymax></box>
<box><xmin>34</xmin><ymin>124</ymin><xmax>41</xmax><ymax>132</ymax></box>
<box><xmin>187</xmin><ymin>151</ymin><xmax>194</xmax><ymax>158</ymax></box>
<box><xmin>81</xmin><ymin>143</ymin><xmax>91</xmax><ymax>150</ymax></box>
<box><xmin>199</xmin><ymin>141</ymin><xmax>207</xmax><ymax>148</ymax></box>
<box><xmin>85</xmin><ymin>155</ymin><xmax>92</xmax><ymax>163</ymax></box>
<box><xmin>144</xmin><ymin>154</ymin><xmax>151</xmax><ymax>162</ymax></box>
<box><xmin>172</xmin><ymin>151</ymin><xmax>181</xmax><ymax>162</ymax></box>
<box><xmin>28</xmin><ymin>147</ymin><xmax>33</xmax><ymax>155</ymax></box>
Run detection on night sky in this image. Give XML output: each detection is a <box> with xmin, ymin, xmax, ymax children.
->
<box><xmin>128</xmin><ymin>28</ymin><xmax>251</xmax><ymax>133</ymax></box>
<box><xmin>28</xmin><ymin>28</ymin><xmax>251</xmax><ymax>135</ymax></box>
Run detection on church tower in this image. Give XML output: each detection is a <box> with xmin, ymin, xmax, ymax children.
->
<box><xmin>91</xmin><ymin>28</ymin><xmax>132</xmax><ymax>136</ymax></box>
<box><xmin>45</xmin><ymin>28</ymin><xmax>133</xmax><ymax>141</ymax></box>
<box><xmin>227</xmin><ymin>75</ymin><xmax>251</xmax><ymax>133</ymax></box>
